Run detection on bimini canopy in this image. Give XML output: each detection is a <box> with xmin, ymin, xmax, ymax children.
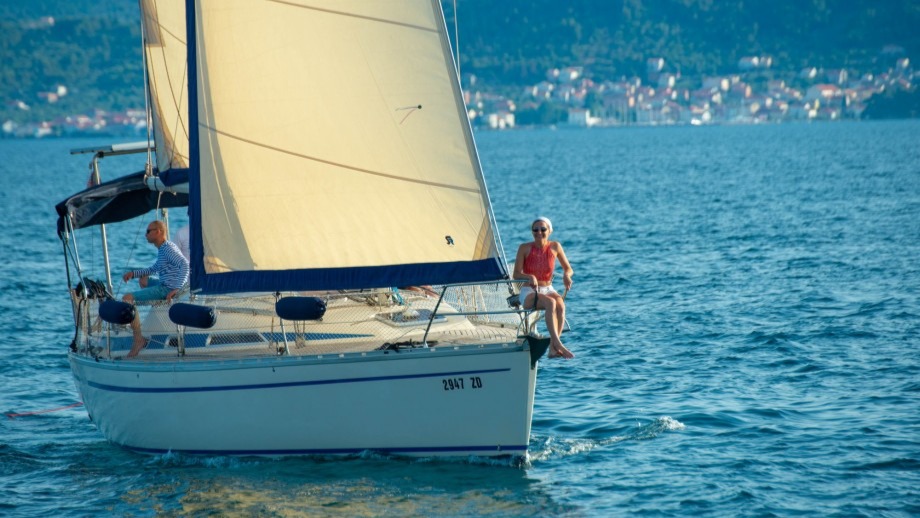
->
<box><xmin>56</xmin><ymin>172</ymin><xmax>188</xmax><ymax>235</ymax></box>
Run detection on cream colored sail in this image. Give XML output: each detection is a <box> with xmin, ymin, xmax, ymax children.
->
<box><xmin>192</xmin><ymin>0</ymin><xmax>504</xmax><ymax>291</ymax></box>
<box><xmin>142</xmin><ymin>0</ymin><xmax>190</xmax><ymax>173</ymax></box>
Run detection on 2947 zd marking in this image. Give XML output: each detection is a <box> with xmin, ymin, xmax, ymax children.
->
<box><xmin>442</xmin><ymin>376</ymin><xmax>483</xmax><ymax>390</ymax></box>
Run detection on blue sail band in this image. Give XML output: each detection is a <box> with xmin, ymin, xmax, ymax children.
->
<box><xmin>191</xmin><ymin>258</ymin><xmax>506</xmax><ymax>294</ymax></box>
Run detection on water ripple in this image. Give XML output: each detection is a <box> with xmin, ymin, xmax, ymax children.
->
<box><xmin>3</xmin><ymin>124</ymin><xmax>920</xmax><ymax>516</ymax></box>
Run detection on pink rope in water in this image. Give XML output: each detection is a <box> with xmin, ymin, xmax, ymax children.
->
<box><xmin>6</xmin><ymin>402</ymin><xmax>84</xmax><ymax>419</ymax></box>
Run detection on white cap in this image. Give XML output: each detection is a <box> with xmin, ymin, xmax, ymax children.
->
<box><xmin>533</xmin><ymin>216</ymin><xmax>552</xmax><ymax>231</ymax></box>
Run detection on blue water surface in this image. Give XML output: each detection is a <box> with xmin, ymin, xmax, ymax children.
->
<box><xmin>1</xmin><ymin>121</ymin><xmax>918</xmax><ymax>516</ymax></box>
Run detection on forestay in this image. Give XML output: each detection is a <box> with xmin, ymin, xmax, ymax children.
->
<box><xmin>187</xmin><ymin>0</ymin><xmax>507</xmax><ymax>294</ymax></box>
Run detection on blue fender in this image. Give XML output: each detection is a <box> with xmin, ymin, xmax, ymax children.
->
<box><xmin>168</xmin><ymin>303</ymin><xmax>217</xmax><ymax>329</ymax></box>
<box><xmin>98</xmin><ymin>300</ymin><xmax>136</xmax><ymax>325</ymax></box>
<box><xmin>276</xmin><ymin>296</ymin><xmax>326</xmax><ymax>321</ymax></box>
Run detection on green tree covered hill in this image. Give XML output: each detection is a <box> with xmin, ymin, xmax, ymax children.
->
<box><xmin>2</xmin><ymin>0</ymin><xmax>918</xmax><ymax>124</ymax></box>
<box><xmin>0</xmin><ymin>16</ymin><xmax>143</xmax><ymax>124</ymax></box>
<box><xmin>447</xmin><ymin>0</ymin><xmax>919</xmax><ymax>83</ymax></box>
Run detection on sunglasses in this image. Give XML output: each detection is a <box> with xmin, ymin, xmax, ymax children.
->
<box><xmin>532</xmin><ymin>227</ymin><xmax>548</xmax><ymax>233</ymax></box>
<box><xmin>146</xmin><ymin>228</ymin><xmax>157</xmax><ymax>234</ymax></box>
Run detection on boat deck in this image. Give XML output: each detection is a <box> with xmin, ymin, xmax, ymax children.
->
<box><xmin>73</xmin><ymin>286</ymin><xmax>536</xmax><ymax>361</ymax></box>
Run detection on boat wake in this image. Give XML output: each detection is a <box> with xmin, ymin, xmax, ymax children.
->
<box><xmin>132</xmin><ymin>417</ymin><xmax>685</xmax><ymax>469</ymax></box>
<box><xmin>145</xmin><ymin>451</ymin><xmax>265</xmax><ymax>469</ymax></box>
<box><xmin>526</xmin><ymin>416</ymin><xmax>686</xmax><ymax>463</ymax></box>
<box><xmin>628</xmin><ymin>416</ymin><xmax>686</xmax><ymax>439</ymax></box>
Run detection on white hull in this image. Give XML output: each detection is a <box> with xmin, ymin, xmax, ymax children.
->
<box><xmin>70</xmin><ymin>342</ymin><xmax>540</xmax><ymax>457</ymax></box>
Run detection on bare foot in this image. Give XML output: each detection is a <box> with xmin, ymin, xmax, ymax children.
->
<box><xmin>126</xmin><ymin>338</ymin><xmax>148</xmax><ymax>358</ymax></box>
<box><xmin>549</xmin><ymin>342</ymin><xmax>575</xmax><ymax>359</ymax></box>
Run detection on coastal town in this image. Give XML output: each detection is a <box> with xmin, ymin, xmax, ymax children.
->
<box><xmin>465</xmin><ymin>47</ymin><xmax>914</xmax><ymax>129</ymax></box>
<box><xmin>2</xmin><ymin>43</ymin><xmax>914</xmax><ymax>138</ymax></box>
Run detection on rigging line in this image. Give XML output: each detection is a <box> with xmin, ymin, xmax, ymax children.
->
<box><xmin>266</xmin><ymin>0</ymin><xmax>438</xmax><ymax>33</ymax></box>
<box><xmin>453</xmin><ymin>0</ymin><xmax>460</xmax><ymax>78</ymax></box>
<box><xmin>200</xmin><ymin>124</ymin><xmax>481</xmax><ymax>194</ymax></box>
<box><xmin>144</xmin><ymin>0</ymin><xmax>190</xmax><ymax>169</ymax></box>
<box><xmin>117</xmin><ymin>218</ymin><xmax>148</xmax><ymax>299</ymax></box>
<box><xmin>176</xmin><ymin>64</ymin><xmax>190</xmax><ymax>142</ymax></box>
<box><xmin>150</xmin><ymin>0</ymin><xmax>187</xmax><ymax>47</ymax></box>
<box><xmin>146</xmin><ymin>42</ymin><xmax>180</xmax><ymax>168</ymax></box>
<box><xmin>150</xmin><ymin>1</ymin><xmax>190</xmax><ymax>167</ymax></box>
<box><xmin>147</xmin><ymin>2</ymin><xmax>189</xmax><ymax>170</ymax></box>
<box><xmin>151</xmin><ymin>62</ymin><xmax>189</xmax><ymax>169</ymax></box>
<box><xmin>139</xmin><ymin>0</ymin><xmax>154</xmax><ymax>176</ymax></box>
<box><xmin>155</xmin><ymin>23</ymin><xmax>187</xmax><ymax>45</ymax></box>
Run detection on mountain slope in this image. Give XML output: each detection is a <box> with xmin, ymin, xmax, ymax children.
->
<box><xmin>1</xmin><ymin>0</ymin><xmax>917</xmax><ymax>123</ymax></box>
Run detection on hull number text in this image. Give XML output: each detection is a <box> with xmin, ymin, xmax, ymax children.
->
<box><xmin>442</xmin><ymin>376</ymin><xmax>483</xmax><ymax>391</ymax></box>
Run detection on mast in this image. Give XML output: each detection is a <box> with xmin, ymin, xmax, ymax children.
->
<box><xmin>185</xmin><ymin>0</ymin><xmax>203</xmax><ymax>291</ymax></box>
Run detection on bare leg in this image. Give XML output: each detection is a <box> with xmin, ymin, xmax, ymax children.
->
<box><xmin>122</xmin><ymin>294</ymin><xmax>146</xmax><ymax>357</ymax></box>
<box><xmin>548</xmin><ymin>292</ymin><xmax>567</xmax><ymax>338</ymax></box>
<box><xmin>537</xmin><ymin>295</ymin><xmax>574</xmax><ymax>359</ymax></box>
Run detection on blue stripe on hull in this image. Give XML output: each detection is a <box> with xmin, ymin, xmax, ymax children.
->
<box><xmin>125</xmin><ymin>444</ymin><xmax>528</xmax><ymax>456</ymax></box>
<box><xmin>80</xmin><ymin>367</ymin><xmax>511</xmax><ymax>393</ymax></box>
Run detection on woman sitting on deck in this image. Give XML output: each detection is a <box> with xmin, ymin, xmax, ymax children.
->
<box><xmin>512</xmin><ymin>216</ymin><xmax>574</xmax><ymax>359</ymax></box>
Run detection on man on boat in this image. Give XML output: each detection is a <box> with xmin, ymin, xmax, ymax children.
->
<box><xmin>121</xmin><ymin>220</ymin><xmax>190</xmax><ymax>357</ymax></box>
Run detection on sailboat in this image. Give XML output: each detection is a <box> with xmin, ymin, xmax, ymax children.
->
<box><xmin>56</xmin><ymin>0</ymin><xmax>552</xmax><ymax>457</ymax></box>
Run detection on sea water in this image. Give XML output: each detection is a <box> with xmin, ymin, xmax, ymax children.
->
<box><xmin>1</xmin><ymin>121</ymin><xmax>918</xmax><ymax>516</ymax></box>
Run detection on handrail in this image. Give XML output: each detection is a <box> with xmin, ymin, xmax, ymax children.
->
<box><xmin>428</xmin><ymin>278</ymin><xmax>527</xmax><ymax>289</ymax></box>
<box><xmin>421</xmin><ymin>279</ymin><xmax>534</xmax><ymax>344</ymax></box>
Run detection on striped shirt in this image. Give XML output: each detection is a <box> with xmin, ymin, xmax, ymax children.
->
<box><xmin>131</xmin><ymin>240</ymin><xmax>190</xmax><ymax>290</ymax></box>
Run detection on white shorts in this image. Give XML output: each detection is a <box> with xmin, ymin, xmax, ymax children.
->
<box><xmin>519</xmin><ymin>285</ymin><xmax>558</xmax><ymax>309</ymax></box>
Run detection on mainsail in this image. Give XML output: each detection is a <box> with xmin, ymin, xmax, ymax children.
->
<box><xmin>186</xmin><ymin>0</ymin><xmax>507</xmax><ymax>293</ymax></box>
<box><xmin>142</xmin><ymin>0</ymin><xmax>190</xmax><ymax>176</ymax></box>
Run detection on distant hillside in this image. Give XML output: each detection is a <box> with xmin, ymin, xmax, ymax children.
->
<box><xmin>447</xmin><ymin>0</ymin><xmax>920</xmax><ymax>84</ymax></box>
<box><xmin>1</xmin><ymin>0</ymin><xmax>918</xmax><ymax>124</ymax></box>
<box><xmin>0</xmin><ymin>15</ymin><xmax>143</xmax><ymax>124</ymax></box>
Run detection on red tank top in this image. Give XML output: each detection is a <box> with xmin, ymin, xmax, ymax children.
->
<box><xmin>523</xmin><ymin>244</ymin><xmax>555</xmax><ymax>283</ymax></box>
